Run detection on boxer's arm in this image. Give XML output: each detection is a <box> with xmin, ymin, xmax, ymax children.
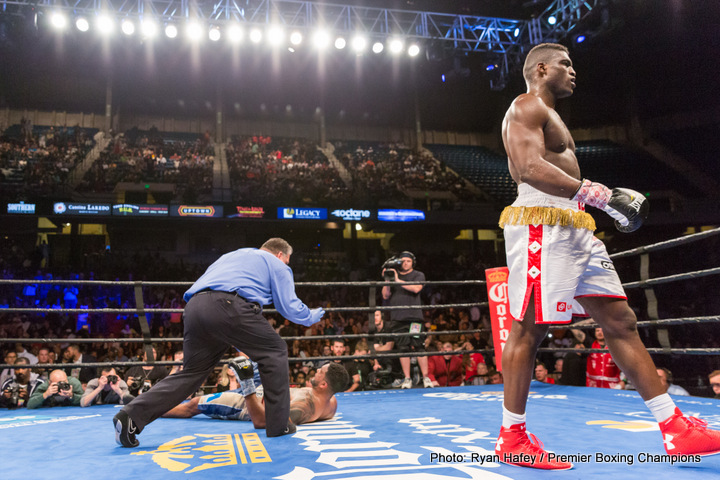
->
<box><xmin>505</xmin><ymin>95</ymin><xmax>582</xmax><ymax>197</ymax></box>
<box><xmin>244</xmin><ymin>393</ymin><xmax>267</xmax><ymax>429</ymax></box>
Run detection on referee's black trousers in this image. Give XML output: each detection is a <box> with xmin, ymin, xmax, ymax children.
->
<box><xmin>122</xmin><ymin>291</ymin><xmax>291</xmax><ymax>436</ymax></box>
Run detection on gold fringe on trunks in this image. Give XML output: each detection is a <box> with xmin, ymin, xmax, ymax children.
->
<box><xmin>498</xmin><ymin>205</ymin><xmax>596</xmax><ymax>231</ymax></box>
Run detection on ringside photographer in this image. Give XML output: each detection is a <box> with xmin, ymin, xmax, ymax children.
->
<box><xmin>0</xmin><ymin>357</ymin><xmax>44</xmax><ymax>409</ymax></box>
<box><xmin>27</xmin><ymin>369</ymin><xmax>83</xmax><ymax>409</ymax></box>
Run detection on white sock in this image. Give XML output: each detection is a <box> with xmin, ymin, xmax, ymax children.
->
<box><xmin>502</xmin><ymin>404</ymin><xmax>526</xmax><ymax>428</ymax></box>
<box><xmin>645</xmin><ymin>393</ymin><xmax>677</xmax><ymax>423</ymax></box>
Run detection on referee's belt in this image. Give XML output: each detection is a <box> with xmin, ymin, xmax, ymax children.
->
<box><xmin>193</xmin><ymin>289</ymin><xmax>262</xmax><ymax>311</ymax></box>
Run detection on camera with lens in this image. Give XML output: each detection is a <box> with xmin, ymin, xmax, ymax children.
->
<box><xmin>382</xmin><ymin>256</ymin><xmax>404</xmax><ymax>280</ymax></box>
<box><xmin>140</xmin><ymin>380</ymin><xmax>152</xmax><ymax>394</ymax></box>
<box><xmin>56</xmin><ymin>381</ymin><xmax>71</xmax><ymax>392</ymax></box>
<box><xmin>5</xmin><ymin>382</ymin><xmax>21</xmax><ymax>408</ymax></box>
<box><xmin>106</xmin><ymin>374</ymin><xmax>119</xmax><ymax>384</ymax></box>
<box><xmin>128</xmin><ymin>379</ymin><xmax>142</xmax><ymax>391</ymax></box>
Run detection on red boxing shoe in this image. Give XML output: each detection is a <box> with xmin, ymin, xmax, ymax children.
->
<box><xmin>495</xmin><ymin>423</ymin><xmax>572</xmax><ymax>470</ymax></box>
<box><xmin>659</xmin><ymin>408</ymin><xmax>720</xmax><ymax>456</ymax></box>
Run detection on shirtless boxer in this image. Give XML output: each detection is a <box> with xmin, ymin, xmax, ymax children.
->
<box><xmin>164</xmin><ymin>357</ymin><xmax>349</xmax><ymax>429</ymax></box>
<box><xmin>496</xmin><ymin>42</ymin><xmax>720</xmax><ymax>470</ymax></box>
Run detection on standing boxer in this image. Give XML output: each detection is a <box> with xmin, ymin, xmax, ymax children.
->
<box><xmin>496</xmin><ymin>42</ymin><xmax>720</xmax><ymax>469</ymax></box>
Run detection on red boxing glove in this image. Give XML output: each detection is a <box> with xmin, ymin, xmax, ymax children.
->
<box><xmin>571</xmin><ymin>179</ymin><xmax>612</xmax><ymax>209</ymax></box>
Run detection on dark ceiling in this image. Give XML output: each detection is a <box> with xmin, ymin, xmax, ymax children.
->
<box><xmin>0</xmin><ymin>0</ymin><xmax>717</xmax><ymax>133</ymax></box>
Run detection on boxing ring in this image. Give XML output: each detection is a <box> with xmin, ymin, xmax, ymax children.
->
<box><xmin>1</xmin><ymin>228</ymin><xmax>720</xmax><ymax>479</ymax></box>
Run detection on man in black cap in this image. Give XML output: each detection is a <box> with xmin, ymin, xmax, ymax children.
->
<box><xmin>382</xmin><ymin>251</ymin><xmax>433</xmax><ymax>389</ymax></box>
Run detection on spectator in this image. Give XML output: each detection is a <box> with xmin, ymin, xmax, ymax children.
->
<box><xmin>586</xmin><ymin>327</ymin><xmax>623</xmax><ymax>389</ymax></box>
<box><xmin>0</xmin><ymin>357</ymin><xmax>44</xmax><ymax>409</ymax></box>
<box><xmin>345</xmin><ymin>340</ymin><xmax>372</xmax><ymax>392</ymax></box>
<box><xmin>488</xmin><ymin>369</ymin><xmax>504</xmax><ymax>385</ymax></box>
<box><xmin>461</xmin><ymin>341</ymin><xmax>485</xmax><ymax>385</ymax></box>
<box><xmin>534</xmin><ymin>362</ymin><xmax>555</xmax><ymax>384</ymax></box>
<box><xmin>472</xmin><ymin>362</ymin><xmax>490</xmax><ymax>385</ymax></box>
<box><xmin>0</xmin><ymin>350</ymin><xmax>18</xmax><ymax>386</ymax></box>
<box><xmin>709</xmin><ymin>370</ymin><xmax>720</xmax><ymax>399</ymax></box>
<box><xmin>81</xmin><ymin>367</ymin><xmax>134</xmax><ymax>407</ymax></box>
<box><xmin>427</xmin><ymin>342</ymin><xmax>465</xmax><ymax>387</ymax></box>
<box><xmin>656</xmin><ymin>368</ymin><xmax>690</xmax><ymax>396</ymax></box>
<box><xmin>34</xmin><ymin>346</ymin><xmax>54</xmax><ymax>382</ymax></box>
<box><xmin>61</xmin><ymin>344</ymin><xmax>98</xmax><ymax>386</ymax></box>
<box><xmin>27</xmin><ymin>369</ymin><xmax>83</xmax><ymax>409</ymax></box>
<box><xmin>168</xmin><ymin>350</ymin><xmax>184</xmax><ymax>375</ymax></box>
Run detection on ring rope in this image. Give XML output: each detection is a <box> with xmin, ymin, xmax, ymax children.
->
<box><xmin>609</xmin><ymin>226</ymin><xmax>720</xmax><ymax>259</ymax></box>
<box><xmin>2</xmin><ymin>314</ymin><xmax>720</xmax><ymax>346</ymax></box>
<box><xmin>0</xmin><ymin>279</ymin><xmax>487</xmax><ymax>287</ymax></box>
<box><xmin>621</xmin><ymin>266</ymin><xmax>720</xmax><ymax>289</ymax></box>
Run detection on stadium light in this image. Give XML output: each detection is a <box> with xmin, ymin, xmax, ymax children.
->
<box><xmin>208</xmin><ymin>26</ymin><xmax>221</xmax><ymax>42</ymax></box>
<box><xmin>186</xmin><ymin>21</ymin><xmax>204</xmax><ymax>41</ymax></box>
<box><xmin>50</xmin><ymin>13</ymin><xmax>68</xmax><ymax>30</ymax></box>
<box><xmin>121</xmin><ymin>20</ymin><xmax>135</xmax><ymax>36</ymax></box>
<box><xmin>312</xmin><ymin>30</ymin><xmax>331</xmax><ymax>49</ymax></box>
<box><xmin>267</xmin><ymin>25</ymin><xmax>284</xmax><ymax>46</ymax></box>
<box><xmin>290</xmin><ymin>31</ymin><xmax>303</xmax><ymax>46</ymax></box>
<box><xmin>141</xmin><ymin>20</ymin><xmax>158</xmax><ymax>38</ymax></box>
<box><xmin>249</xmin><ymin>28</ymin><xmax>262</xmax><ymax>44</ymax></box>
<box><xmin>548</xmin><ymin>16</ymin><xmax>557</xmax><ymax>25</ymax></box>
<box><xmin>334</xmin><ymin>37</ymin><xmax>346</xmax><ymax>49</ymax></box>
<box><xmin>372</xmin><ymin>42</ymin><xmax>384</xmax><ymax>54</ymax></box>
<box><xmin>76</xmin><ymin>18</ymin><xmax>90</xmax><ymax>32</ymax></box>
<box><xmin>408</xmin><ymin>44</ymin><xmax>420</xmax><ymax>57</ymax></box>
<box><xmin>96</xmin><ymin>15</ymin><xmax>114</xmax><ymax>35</ymax></box>
<box><xmin>227</xmin><ymin>24</ymin><xmax>243</xmax><ymax>43</ymax></box>
<box><xmin>351</xmin><ymin>35</ymin><xmax>367</xmax><ymax>53</ymax></box>
<box><xmin>389</xmin><ymin>38</ymin><xmax>403</xmax><ymax>54</ymax></box>
<box><xmin>165</xmin><ymin>24</ymin><xmax>178</xmax><ymax>38</ymax></box>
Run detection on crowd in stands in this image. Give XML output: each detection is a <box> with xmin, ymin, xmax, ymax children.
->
<box><xmin>77</xmin><ymin>127</ymin><xmax>214</xmax><ymax>203</ymax></box>
<box><xmin>333</xmin><ymin>141</ymin><xmax>480</xmax><ymax>207</ymax></box>
<box><xmin>226</xmin><ymin>135</ymin><xmax>350</xmax><ymax>205</ymax></box>
<box><xmin>0</xmin><ymin>120</ymin><xmax>96</xmax><ymax>201</ymax></box>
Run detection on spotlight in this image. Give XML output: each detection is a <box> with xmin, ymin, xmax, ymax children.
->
<box><xmin>351</xmin><ymin>35</ymin><xmax>367</xmax><ymax>53</ymax></box>
<box><xmin>334</xmin><ymin>37</ymin><xmax>346</xmax><ymax>49</ymax></box>
<box><xmin>209</xmin><ymin>26</ymin><xmax>221</xmax><ymax>42</ymax></box>
<box><xmin>408</xmin><ymin>44</ymin><xmax>420</xmax><ymax>57</ymax></box>
<box><xmin>249</xmin><ymin>28</ymin><xmax>262</xmax><ymax>43</ymax></box>
<box><xmin>186</xmin><ymin>22</ymin><xmax>203</xmax><ymax>41</ymax></box>
<box><xmin>389</xmin><ymin>38</ymin><xmax>403</xmax><ymax>54</ymax></box>
<box><xmin>372</xmin><ymin>42</ymin><xmax>384</xmax><ymax>54</ymax></box>
<box><xmin>141</xmin><ymin>20</ymin><xmax>158</xmax><ymax>38</ymax></box>
<box><xmin>513</xmin><ymin>27</ymin><xmax>520</xmax><ymax>37</ymax></box>
<box><xmin>548</xmin><ymin>16</ymin><xmax>557</xmax><ymax>25</ymax></box>
<box><xmin>76</xmin><ymin>18</ymin><xmax>89</xmax><ymax>32</ymax></box>
<box><xmin>228</xmin><ymin>24</ymin><xmax>243</xmax><ymax>43</ymax></box>
<box><xmin>50</xmin><ymin>13</ymin><xmax>68</xmax><ymax>30</ymax></box>
<box><xmin>121</xmin><ymin>20</ymin><xmax>135</xmax><ymax>36</ymax></box>
<box><xmin>267</xmin><ymin>25</ymin><xmax>284</xmax><ymax>45</ymax></box>
<box><xmin>165</xmin><ymin>24</ymin><xmax>178</xmax><ymax>38</ymax></box>
<box><xmin>312</xmin><ymin>30</ymin><xmax>330</xmax><ymax>49</ymax></box>
<box><xmin>96</xmin><ymin>15</ymin><xmax>114</xmax><ymax>35</ymax></box>
<box><xmin>441</xmin><ymin>74</ymin><xmax>446</xmax><ymax>82</ymax></box>
<box><xmin>486</xmin><ymin>64</ymin><xmax>496</xmax><ymax>71</ymax></box>
<box><xmin>290</xmin><ymin>31</ymin><xmax>303</xmax><ymax>45</ymax></box>
<box><xmin>575</xmin><ymin>34</ymin><xmax>586</xmax><ymax>43</ymax></box>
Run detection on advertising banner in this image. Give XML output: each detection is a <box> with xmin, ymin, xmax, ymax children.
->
<box><xmin>485</xmin><ymin>267</ymin><xmax>510</xmax><ymax>372</ymax></box>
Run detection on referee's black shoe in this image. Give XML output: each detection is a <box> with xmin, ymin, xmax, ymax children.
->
<box><xmin>114</xmin><ymin>410</ymin><xmax>140</xmax><ymax>447</ymax></box>
<box><xmin>268</xmin><ymin>421</ymin><xmax>297</xmax><ymax>437</ymax></box>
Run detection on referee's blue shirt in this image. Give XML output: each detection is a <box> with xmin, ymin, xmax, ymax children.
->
<box><xmin>184</xmin><ymin>248</ymin><xmax>313</xmax><ymax>325</ymax></box>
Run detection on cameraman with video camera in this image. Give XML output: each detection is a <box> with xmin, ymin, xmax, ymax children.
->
<box><xmin>27</xmin><ymin>369</ymin><xmax>83</xmax><ymax>409</ymax></box>
<box><xmin>81</xmin><ymin>367</ymin><xmax>135</xmax><ymax>407</ymax></box>
<box><xmin>0</xmin><ymin>357</ymin><xmax>44</xmax><ymax>409</ymax></box>
<box><xmin>381</xmin><ymin>251</ymin><xmax>434</xmax><ymax>389</ymax></box>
